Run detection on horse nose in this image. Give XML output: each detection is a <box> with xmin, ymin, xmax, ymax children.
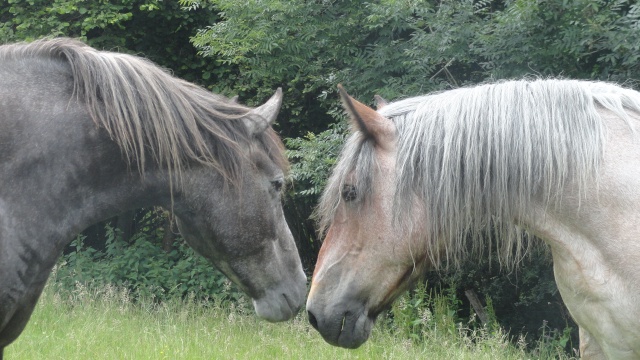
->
<box><xmin>308</xmin><ymin>310</ymin><xmax>319</xmax><ymax>331</ymax></box>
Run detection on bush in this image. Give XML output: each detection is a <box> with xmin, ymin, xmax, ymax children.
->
<box><xmin>386</xmin><ymin>281</ymin><xmax>577</xmax><ymax>358</ymax></box>
<box><xmin>284</xmin><ymin>122</ymin><xmax>348</xmax><ymax>266</ymax></box>
<box><xmin>52</xmin><ymin>220</ymin><xmax>248</xmax><ymax>308</ymax></box>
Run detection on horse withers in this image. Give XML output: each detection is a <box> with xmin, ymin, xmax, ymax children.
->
<box><xmin>0</xmin><ymin>38</ymin><xmax>306</xmax><ymax>357</ymax></box>
<box><xmin>306</xmin><ymin>81</ymin><xmax>640</xmax><ymax>359</ymax></box>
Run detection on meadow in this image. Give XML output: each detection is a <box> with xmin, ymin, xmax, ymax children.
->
<box><xmin>6</xmin><ymin>282</ymin><xmax>576</xmax><ymax>360</ymax></box>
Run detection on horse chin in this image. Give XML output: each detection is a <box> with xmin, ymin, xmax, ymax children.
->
<box><xmin>307</xmin><ymin>302</ymin><xmax>376</xmax><ymax>349</ymax></box>
<box><xmin>252</xmin><ymin>295</ymin><xmax>298</xmax><ymax>322</ymax></box>
<box><xmin>252</xmin><ymin>277</ymin><xmax>306</xmax><ymax>322</ymax></box>
<box><xmin>335</xmin><ymin>312</ymin><xmax>375</xmax><ymax>349</ymax></box>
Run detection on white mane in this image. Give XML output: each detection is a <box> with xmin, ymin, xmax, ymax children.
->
<box><xmin>320</xmin><ymin>79</ymin><xmax>640</xmax><ymax>268</ymax></box>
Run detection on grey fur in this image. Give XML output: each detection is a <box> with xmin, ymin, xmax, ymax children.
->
<box><xmin>0</xmin><ymin>38</ymin><xmax>288</xmax><ymax>185</ymax></box>
<box><xmin>0</xmin><ymin>38</ymin><xmax>304</xmax><ymax>356</ymax></box>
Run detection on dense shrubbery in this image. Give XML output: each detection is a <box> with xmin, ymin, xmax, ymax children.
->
<box><xmin>386</xmin><ymin>281</ymin><xmax>576</xmax><ymax>357</ymax></box>
<box><xmin>53</xmin><ymin>219</ymin><xmax>246</xmax><ymax>307</ymax></box>
<box><xmin>284</xmin><ymin>122</ymin><xmax>348</xmax><ymax>263</ymax></box>
<box><xmin>0</xmin><ymin>0</ymin><xmax>222</xmax><ymax>86</ymax></box>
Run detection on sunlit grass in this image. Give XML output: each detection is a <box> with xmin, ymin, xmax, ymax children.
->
<box><xmin>7</xmin><ymin>283</ymin><xmax>574</xmax><ymax>359</ymax></box>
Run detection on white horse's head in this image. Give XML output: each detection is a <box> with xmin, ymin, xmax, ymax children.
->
<box><xmin>306</xmin><ymin>86</ymin><xmax>429</xmax><ymax>348</ymax></box>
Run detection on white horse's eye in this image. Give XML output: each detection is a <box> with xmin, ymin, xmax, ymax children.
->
<box><xmin>341</xmin><ymin>184</ymin><xmax>357</xmax><ymax>202</ymax></box>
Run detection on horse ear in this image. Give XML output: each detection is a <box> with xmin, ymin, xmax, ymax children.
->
<box><xmin>338</xmin><ymin>84</ymin><xmax>394</xmax><ymax>147</ymax></box>
<box><xmin>374</xmin><ymin>94</ymin><xmax>388</xmax><ymax>110</ymax></box>
<box><xmin>244</xmin><ymin>88</ymin><xmax>283</xmax><ymax>134</ymax></box>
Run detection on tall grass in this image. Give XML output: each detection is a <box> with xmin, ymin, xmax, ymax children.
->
<box><xmin>385</xmin><ymin>282</ymin><xmax>576</xmax><ymax>359</ymax></box>
<box><xmin>7</xmin><ymin>281</ymin><xmax>576</xmax><ymax>359</ymax></box>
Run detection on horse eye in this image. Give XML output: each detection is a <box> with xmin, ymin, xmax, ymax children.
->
<box><xmin>271</xmin><ymin>179</ymin><xmax>284</xmax><ymax>192</ymax></box>
<box><xmin>341</xmin><ymin>184</ymin><xmax>357</xmax><ymax>202</ymax></box>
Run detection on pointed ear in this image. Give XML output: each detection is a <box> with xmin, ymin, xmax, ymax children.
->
<box><xmin>338</xmin><ymin>84</ymin><xmax>395</xmax><ymax>148</ymax></box>
<box><xmin>244</xmin><ymin>88</ymin><xmax>283</xmax><ymax>134</ymax></box>
<box><xmin>374</xmin><ymin>94</ymin><xmax>388</xmax><ymax>110</ymax></box>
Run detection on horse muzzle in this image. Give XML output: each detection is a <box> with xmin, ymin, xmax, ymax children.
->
<box><xmin>252</xmin><ymin>268</ymin><xmax>307</xmax><ymax>322</ymax></box>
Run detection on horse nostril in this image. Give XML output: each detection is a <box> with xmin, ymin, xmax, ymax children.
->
<box><xmin>308</xmin><ymin>310</ymin><xmax>319</xmax><ymax>331</ymax></box>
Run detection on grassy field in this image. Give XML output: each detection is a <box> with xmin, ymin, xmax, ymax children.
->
<box><xmin>6</xmin><ymin>284</ymin><xmax>574</xmax><ymax>359</ymax></box>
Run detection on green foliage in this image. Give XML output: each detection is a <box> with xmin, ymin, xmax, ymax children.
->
<box><xmin>387</xmin><ymin>281</ymin><xmax>575</xmax><ymax>357</ymax></box>
<box><xmin>282</xmin><ymin>122</ymin><xmax>348</xmax><ymax>265</ymax></box>
<box><xmin>0</xmin><ymin>0</ymin><xmax>221</xmax><ymax>85</ymax></box>
<box><xmin>387</xmin><ymin>282</ymin><xmax>461</xmax><ymax>341</ymax></box>
<box><xmin>53</xmin><ymin>223</ymin><xmax>247</xmax><ymax>307</ymax></box>
<box><xmin>184</xmin><ymin>0</ymin><xmax>448</xmax><ymax>136</ymax></box>
<box><xmin>0</xmin><ymin>0</ymin><xmax>135</xmax><ymax>42</ymax></box>
<box><xmin>474</xmin><ymin>0</ymin><xmax>640</xmax><ymax>81</ymax></box>
<box><xmin>185</xmin><ymin>0</ymin><xmax>640</xmax><ymax>138</ymax></box>
<box><xmin>419</xmin><ymin>243</ymin><xmax>578</xmax><ymax>354</ymax></box>
<box><xmin>286</xmin><ymin>122</ymin><xmax>347</xmax><ymax>198</ymax></box>
<box><xmin>534</xmin><ymin>321</ymin><xmax>576</xmax><ymax>359</ymax></box>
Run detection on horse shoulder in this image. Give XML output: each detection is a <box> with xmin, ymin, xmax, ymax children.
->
<box><xmin>531</xmin><ymin>107</ymin><xmax>640</xmax><ymax>358</ymax></box>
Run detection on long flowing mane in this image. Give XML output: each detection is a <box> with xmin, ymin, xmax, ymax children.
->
<box><xmin>319</xmin><ymin>79</ymin><xmax>640</xmax><ymax>267</ymax></box>
<box><xmin>0</xmin><ymin>38</ymin><xmax>287</xmax><ymax>184</ymax></box>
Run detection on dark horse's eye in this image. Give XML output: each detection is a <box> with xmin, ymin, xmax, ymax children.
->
<box><xmin>272</xmin><ymin>179</ymin><xmax>284</xmax><ymax>192</ymax></box>
<box><xmin>342</xmin><ymin>184</ymin><xmax>357</xmax><ymax>202</ymax></box>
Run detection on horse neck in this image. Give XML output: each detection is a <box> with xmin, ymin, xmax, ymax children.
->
<box><xmin>0</xmin><ymin>107</ymin><xmax>173</xmax><ymax>252</ymax></box>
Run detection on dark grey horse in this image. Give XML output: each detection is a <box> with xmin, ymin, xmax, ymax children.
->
<box><xmin>0</xmin><ymin>38</ymin><xmax>306</xmax><ymax>357</ymax></box>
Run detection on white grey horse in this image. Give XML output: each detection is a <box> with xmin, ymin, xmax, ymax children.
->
<box><xmin>307</xmin><ymin>79</ymin><xmax>640</xmax><ymax>359</ymax></box>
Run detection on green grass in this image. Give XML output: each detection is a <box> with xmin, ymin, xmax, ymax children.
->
<box><xmin>6</xmin><ymin>284</ymin><xmax>573</xmax><ymax>359</ymax></box>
